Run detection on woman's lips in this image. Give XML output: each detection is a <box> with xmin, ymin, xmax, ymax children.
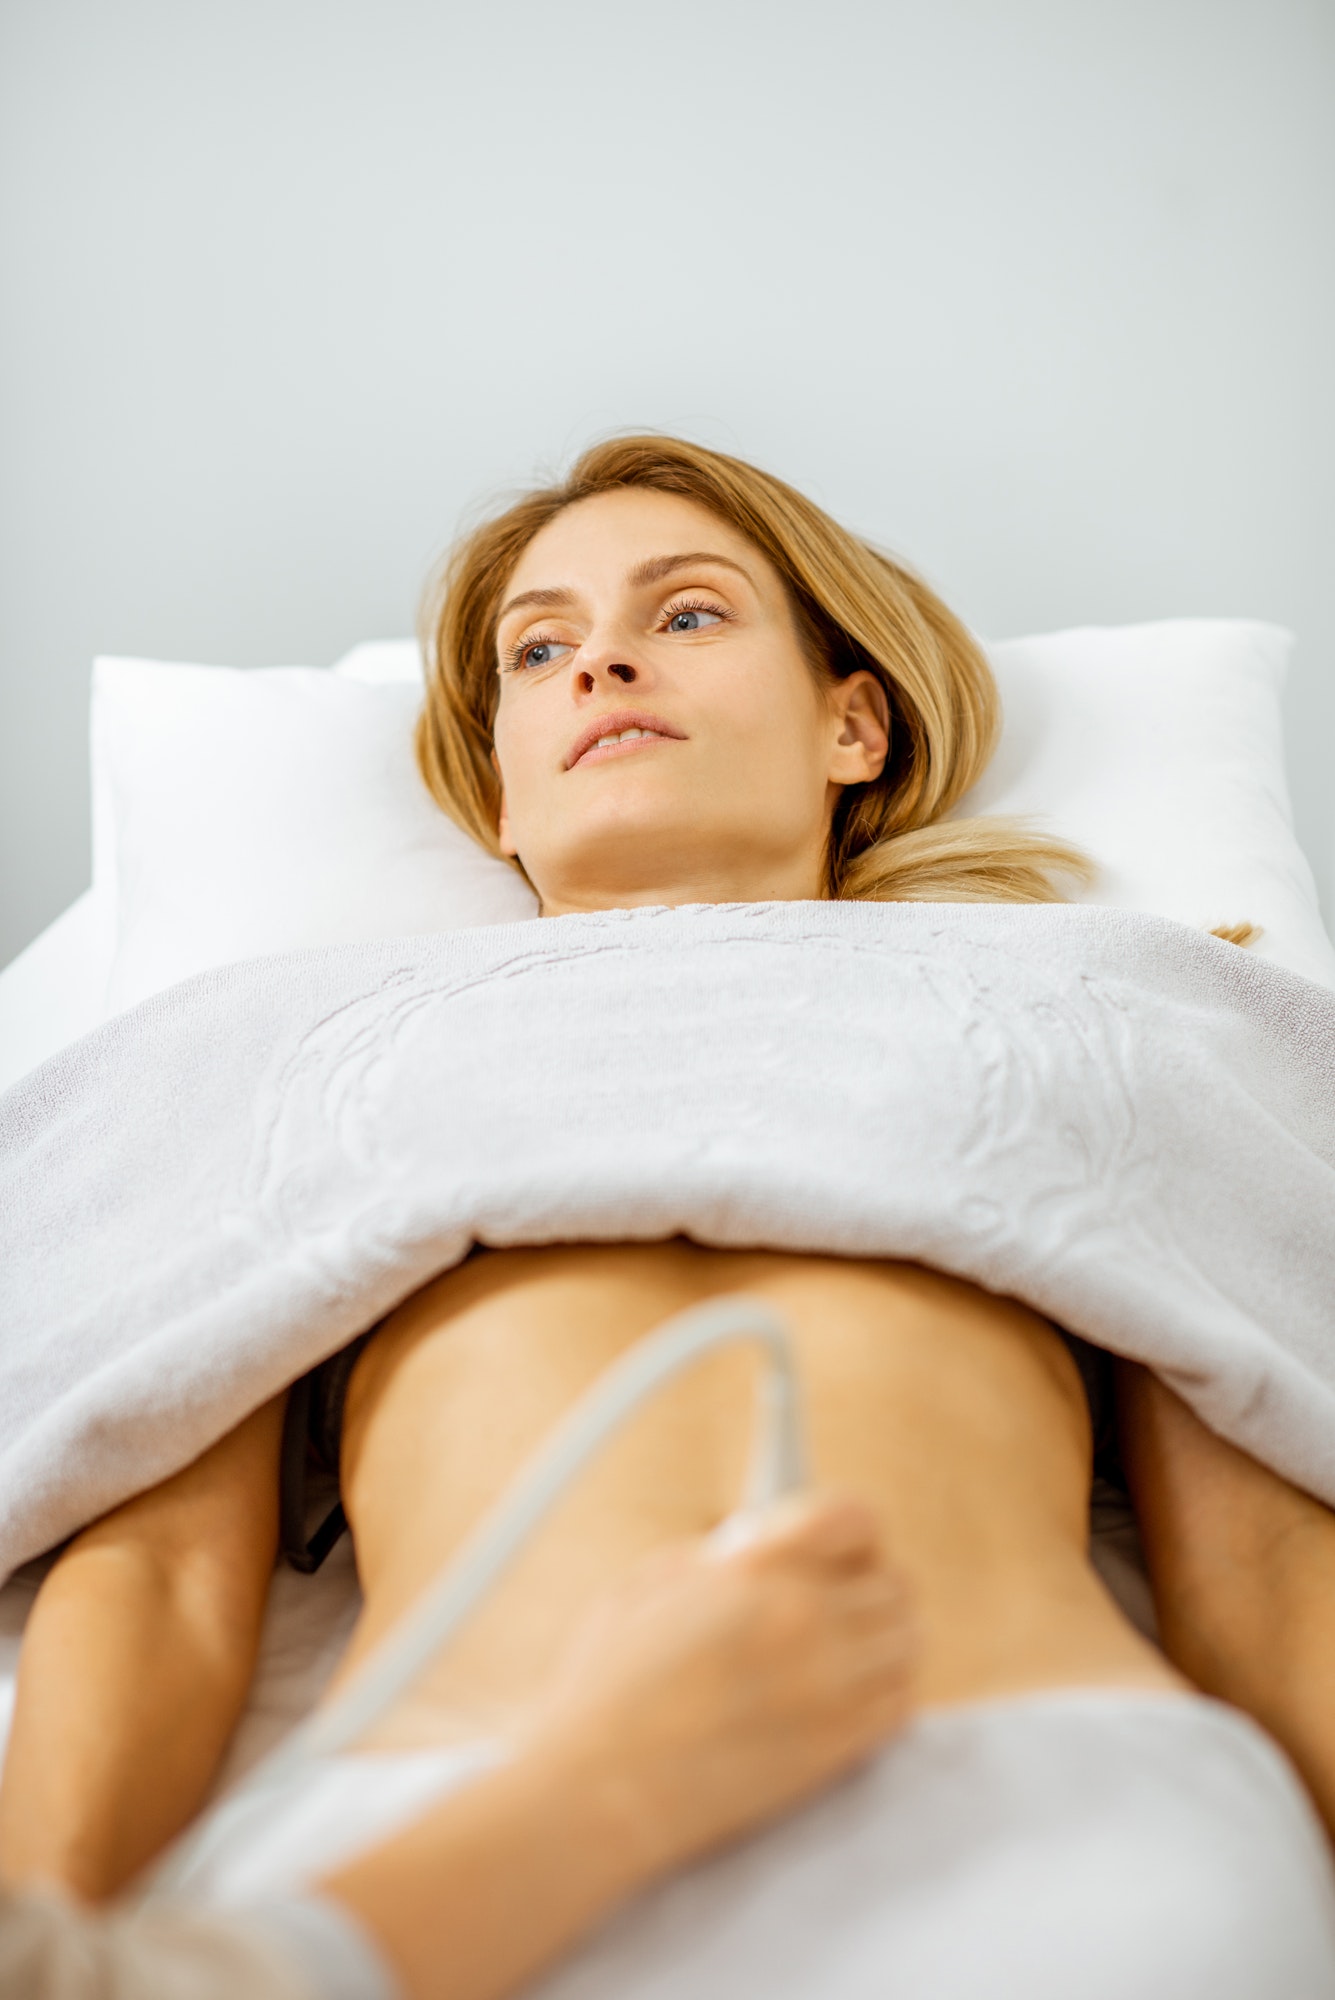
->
<box><xmin>565</xmin><ymin>711</ymin><xmax>687</xmax><ymax>769</ymax></box>
<box><xmin>571</xmin><ymin>727</ymin><xmax>680</xmax><ymax>770</ymax></box>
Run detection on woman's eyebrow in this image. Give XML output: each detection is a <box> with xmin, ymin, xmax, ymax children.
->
<box><xmin>497</xmin><ymin>552</ymin><xmax>753</xmax><ymax>628</ymax></box>
<box><xmin>497</xmin><ymin>584</ymin><xmax>576</xmax><ymax>623</ymax></box>
<box><xmin>627</xmin><ymin>552</ymin><xmax>753</xmax><ymax>589</ymax></box>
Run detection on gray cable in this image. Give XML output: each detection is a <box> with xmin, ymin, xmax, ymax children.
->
<box><xmin>146</xmin><ymin>1293</ymin><xmax>806</xmax><ymax>1900</ymax></box>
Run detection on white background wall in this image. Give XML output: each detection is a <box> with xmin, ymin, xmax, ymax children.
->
<box><xmin>2</xmin><ymin>0</ymin><xmax>1332</xmax><ymax>967</ymax></box>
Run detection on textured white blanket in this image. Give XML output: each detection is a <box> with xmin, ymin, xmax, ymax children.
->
<box><xmin>2</xmin><ymin>901</ymin><xmax>1333</xmax><ymax>1581</ymax></box>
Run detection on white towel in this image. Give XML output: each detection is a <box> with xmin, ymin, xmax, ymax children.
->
<box><xmin>175</xmin><ymin>1692</ymin><xmax>1335</xmax><ymax>2000</ymax></box>
<box><xmin>2</xmin><ymin>901</ymin><xmax>1333</xmax><ymax>1578</ymax></box>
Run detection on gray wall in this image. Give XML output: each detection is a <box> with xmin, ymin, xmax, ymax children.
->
<box><xmin>3</xmin><ymin>0</ymin><xmax>1333</xmax><ymax>967</ymax></box>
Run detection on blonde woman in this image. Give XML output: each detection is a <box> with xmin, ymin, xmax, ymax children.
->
<box><xmin>4</xmin><ymin>438</ymin><xmax>1335</xmax><ymax>1995</ymax></box>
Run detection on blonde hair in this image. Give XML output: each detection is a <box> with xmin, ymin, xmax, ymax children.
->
<box><xmin>416</xmin><ymin>434</ymin><xmax>1092</xmax><ymax>904</ymax></box>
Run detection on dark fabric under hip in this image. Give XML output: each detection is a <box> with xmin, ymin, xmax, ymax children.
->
<box><xmin>279</xmin><ymin>1330</ymin><xmax>375</xmax><ymax>1573</ymax></box>
<box><xmin>280</xmin><ymin>1320</ymin><xmax>1124</xmax><ymax>1574</ymax></box>
<box><xmin>1060</xmin><ymin>1328</ymin><xmax>1123</xmax><ymax>1489</ymax></box>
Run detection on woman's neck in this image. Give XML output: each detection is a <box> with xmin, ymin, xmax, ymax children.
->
<box><xmin>534</xmin><ymin>848</ymin><xmax>829</xmax><ymax>918</ymax></box>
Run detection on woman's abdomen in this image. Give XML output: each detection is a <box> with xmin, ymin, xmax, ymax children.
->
<box><xmin>333</xmin><ymin>1242</ymin><xmax>1175</xmax><ymax>1741</ymax></box>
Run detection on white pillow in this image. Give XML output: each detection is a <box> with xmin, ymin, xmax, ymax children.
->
<box><xmin>967</xmin><ymin>621</ymin><xmax>1335</xmax><ymax>987</ymax></box>
<box><xmin>334</xmin><ymin>623</ymin><xmax>1335</xmax><ymax>988</ymax></box>
<box><xmin>94</xmin><ymin>619</ymin><xmax>1335</xmax><ymax>1017</ymax></box>
<box><xmin>95</xmin><ymin>658</ymin><xmax>538</xmax><ymax>1015</ymax></box>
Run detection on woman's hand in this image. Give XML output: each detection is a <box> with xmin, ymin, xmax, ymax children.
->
<box><xmin>520</xmin><ymin>1490</ymin><xmax>918</xmax><ymax>1881</ymax></box>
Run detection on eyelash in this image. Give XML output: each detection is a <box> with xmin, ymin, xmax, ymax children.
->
<box><xmin>662</xmin><ymin>594</ymin><xmax>733</xmax><ymax>628</ymax></box>
<box><xmin>663</xmin><ymin>588</ymin><xmax>731</xmax><ymax>620</ymax></box>
<box><xmin>503</xmin><ymin>595</ymin><xmax>735</xmax><ymax>673</ymax></box>
<box><xmin>502</xmin><ymin>632</ymin><xmax>561</xmax><ymax>673</ymax></box>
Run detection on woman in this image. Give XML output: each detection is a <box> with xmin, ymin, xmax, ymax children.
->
<box><xmin>4</xmin><ymin>437</ymin><xmax>1335</xmax><ymax>1990</ymax></box>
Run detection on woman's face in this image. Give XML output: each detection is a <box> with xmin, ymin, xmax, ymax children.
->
<box><xmin>491</xmin><ymin>488</ymin><xmax>889</xmax><ymax>914</ymax></box>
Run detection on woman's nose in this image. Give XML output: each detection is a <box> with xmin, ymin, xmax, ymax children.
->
<box><xmin>574</xmin><ymin>636</ymin><xmax>644</xmax><ymax>694</ymax></box>
<box><xmin>577</xmin><ymin>659</ymin><xmax>636</xmax><ymax>692</ymax></box>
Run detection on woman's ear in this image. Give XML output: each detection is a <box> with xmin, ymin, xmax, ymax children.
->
<box><xmin>491</xmin><ymin>749</ymin><xmax>518</xmax><ymax>857</ymax></box>
<box><xmin>827</xmin><ymin>672</ymin><xmax>890</xmax><ymax>785</ymax></box>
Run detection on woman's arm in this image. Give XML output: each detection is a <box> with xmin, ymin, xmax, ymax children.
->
<box><xmin>323</xmin><ymin>1491</ymin><xmax>916</xmax><ymax>2000</ymax></box>
<box><xmin>0</xmin><ymin>1395</ymin><xmax>286</xmax><ymax>1901</ymax></box>
<box><xmin>1117</xmin><ymin>1361</ymin><xmax>1335</xmax><ymax>1838</ymax></box>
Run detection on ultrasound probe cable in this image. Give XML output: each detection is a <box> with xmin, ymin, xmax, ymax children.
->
<box><xmin>146</xmin><ymin>1294</ymin><xmax>807</xmax><ymax>1899</ymax></box>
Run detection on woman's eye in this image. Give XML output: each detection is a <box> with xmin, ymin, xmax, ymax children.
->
<box><xmin>516</xmin><ymin>638</ymin><xmax>571</xmax><ymax>671</ymax></box>
<box><xmin>665</xmin><ymin>606</ymin><xmax>724</xmax><ymax>634</ymax></box>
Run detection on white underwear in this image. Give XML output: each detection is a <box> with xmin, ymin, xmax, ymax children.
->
<box><xmin>183</xmin><ymin>1688</ymin><xmax>1335</xmax><ymax>1999</ymax></box>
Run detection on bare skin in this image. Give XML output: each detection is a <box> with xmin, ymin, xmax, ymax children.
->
<box><xmin>0</xmin><ymin>1397</ymin><xmax>286</xmax><ymax>1898</ymax></box>
<box><xmin>334</xmin><ymin>1246</ymin><xmax>1174</xmax><ymax>1750</ymax></box>
<box><xmin>1116</xmin><ymin>1361</ymin><xmax>1335</xmax><ymax>1837</ymax></box>
<box><xmin>4</xmin><ymin>479</ymin><xmax>1334</xmax><ymax>1947</ymax></box>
